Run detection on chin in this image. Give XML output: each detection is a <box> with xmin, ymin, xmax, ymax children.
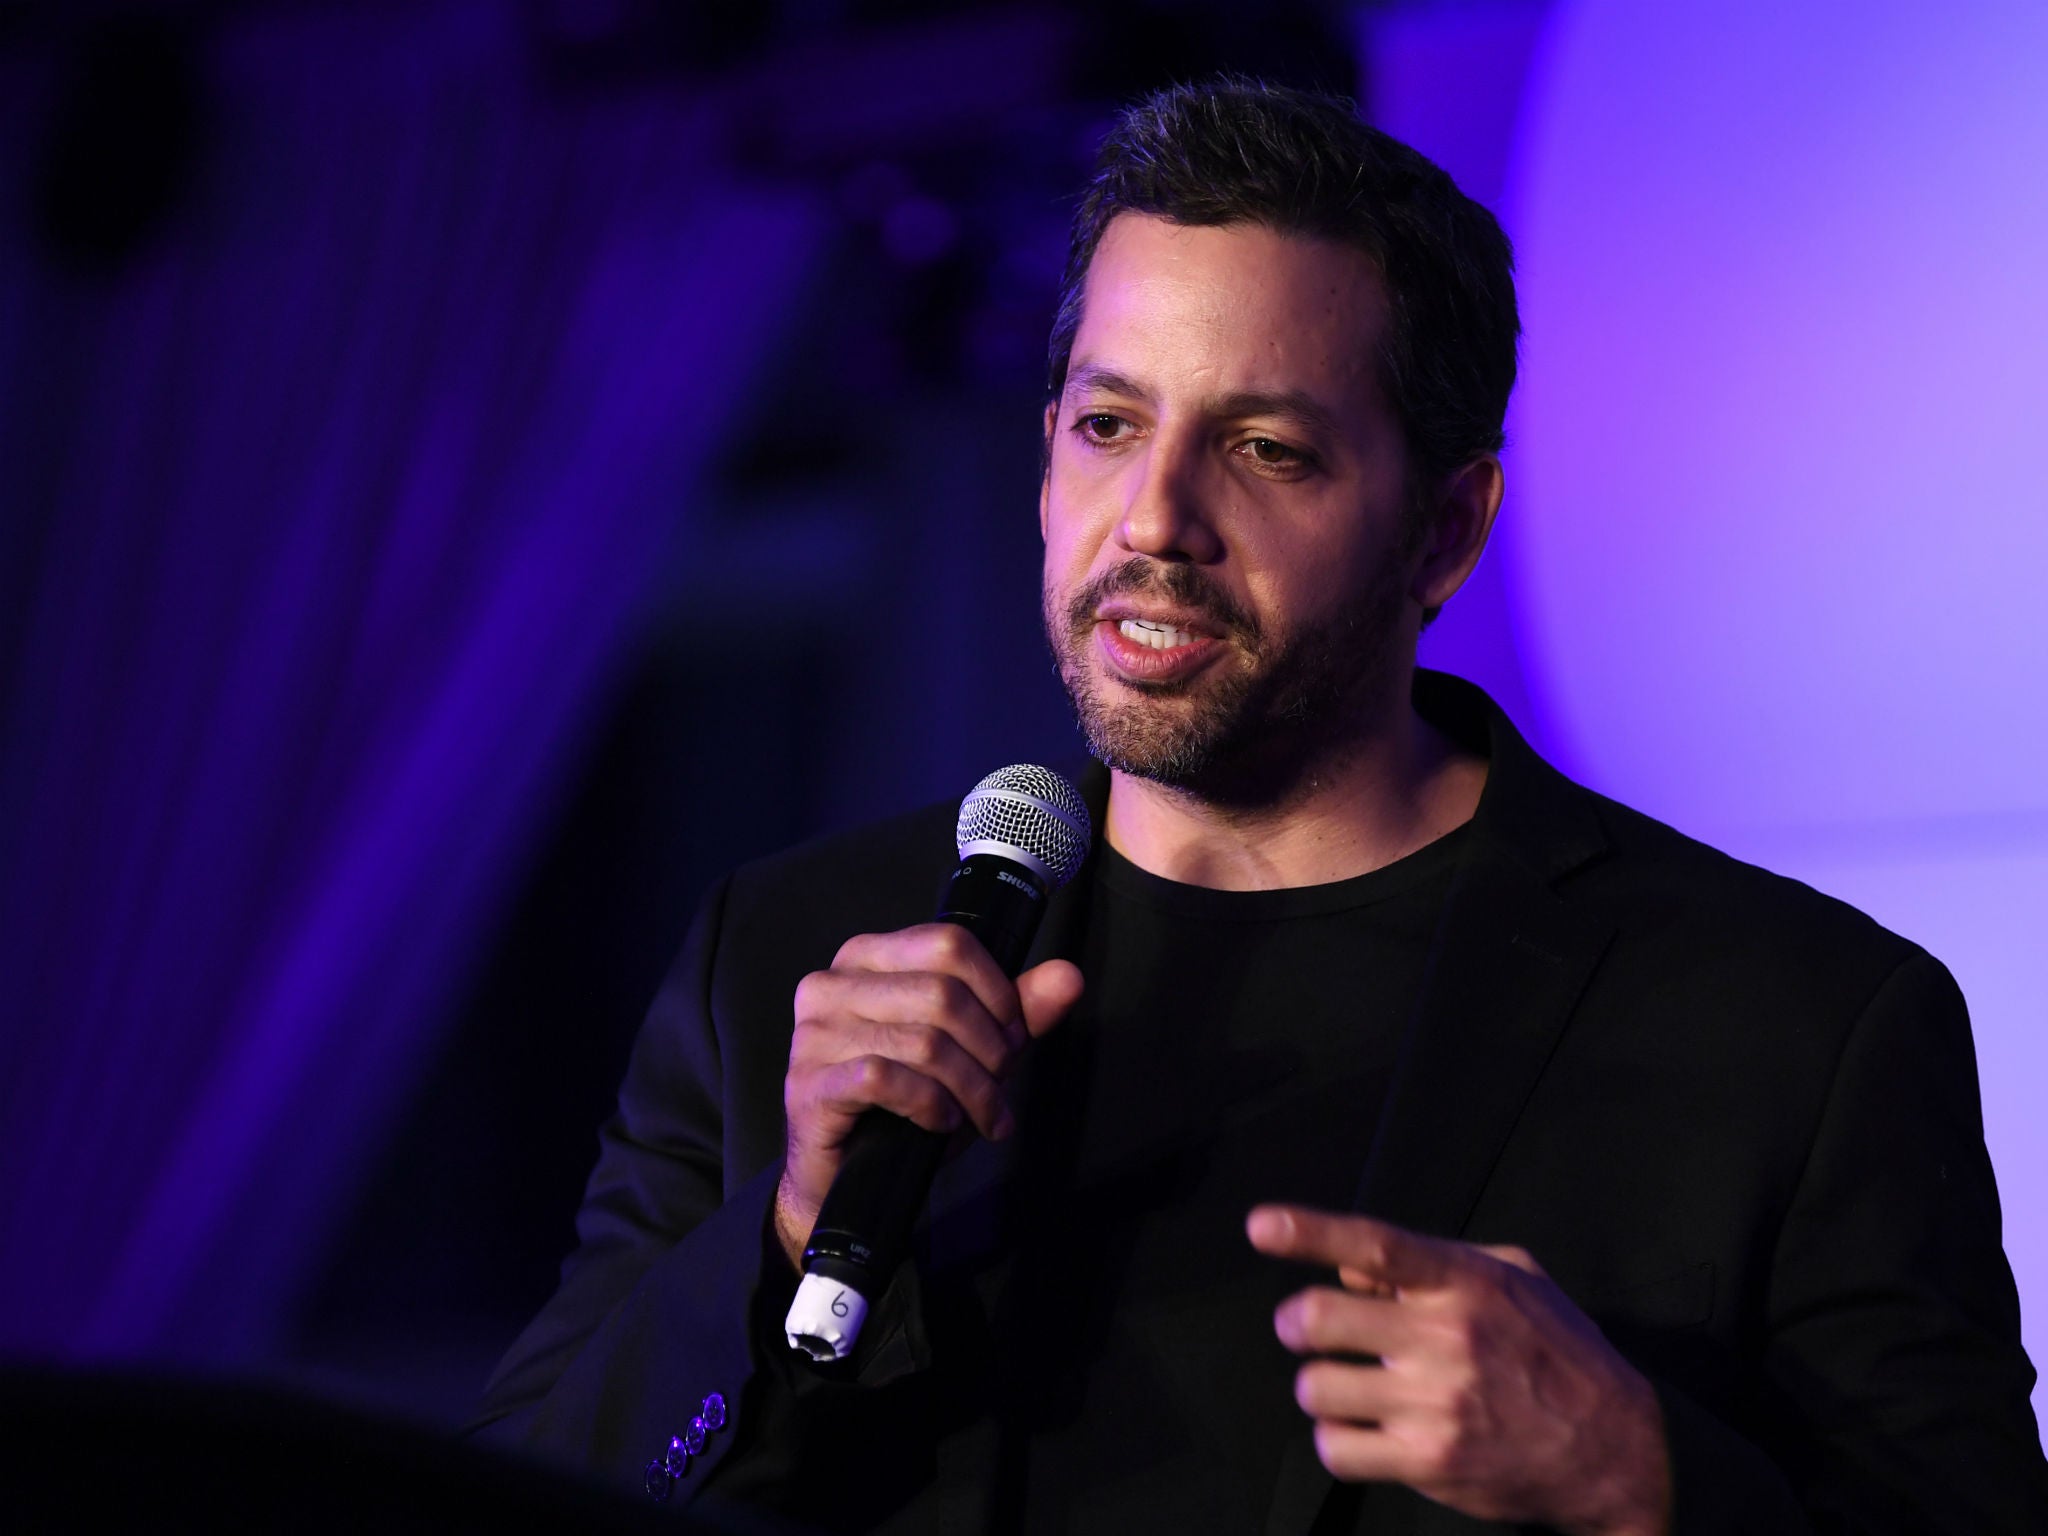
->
<box><xmin>1071</xmin><ymin>682</ymin><xmax>1274</xmax><ymax>798</ymax></box>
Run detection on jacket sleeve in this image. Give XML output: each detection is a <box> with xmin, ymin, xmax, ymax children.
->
<box><xmin>468</xmin><ymin>872</ymin><xmax>778</xmax><ymax>1497</ymax></box>
<box><xmin>469</xmin><ymin>870</ymin><xmax>935</xmax><ymax>1510</ymax></box>
<box><xmin>1665</xmin><ymin>948</ymin><xmax>2048</xmax><ymax>1534</ymax></box>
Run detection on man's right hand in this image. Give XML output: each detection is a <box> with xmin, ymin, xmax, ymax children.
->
<box><xmin>774</xmin><ymin>923</ymin><xmax>1085</xmax><ymax>1270</ymax></box>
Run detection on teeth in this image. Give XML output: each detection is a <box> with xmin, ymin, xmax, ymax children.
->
<box><xmin>1118</xmin><ymin>618</ymin><xmax>1198</xmax><ymax>650</ymax></box>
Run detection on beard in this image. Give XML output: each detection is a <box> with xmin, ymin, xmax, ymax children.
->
<box><xmin>1043</xmin><ymin>542</ymin><xmax>1413</xmax><ymax>809</ymax></box>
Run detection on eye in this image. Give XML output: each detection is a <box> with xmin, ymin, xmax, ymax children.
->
<box><xmin>1073</xmin><ymin>413</ymin><xmax>1132</xmax><ymax>446</ymax></box>
<box><xmin>1240</xmin><ymin>436</ymin><xmax>1311</xmax><ymax>472</ymax></box>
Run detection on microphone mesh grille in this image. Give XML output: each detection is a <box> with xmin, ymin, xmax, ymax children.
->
<box><xmin>955</xmin><ymin>765</ymin><xmax>1091</xmax><ymax>889</ymax></box>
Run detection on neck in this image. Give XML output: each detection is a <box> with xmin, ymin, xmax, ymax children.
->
<box><xmin>1102</xmin><ymin>677</ymin><xmax>1488</xmax><ymax>891</ymax></box>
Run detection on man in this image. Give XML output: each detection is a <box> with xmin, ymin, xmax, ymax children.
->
<box><xmin>474</xmin><ymin>80</ymin><xmax>2048</xmax><ymax>1532</ymax></box>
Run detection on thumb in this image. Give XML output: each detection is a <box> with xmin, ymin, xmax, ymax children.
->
<box><xmin>1478</xmin><ymin>1243</ymin><xmax>1547</xmax><ymax>1278</ymax></box>
<box><xmin>1015</xmin><ymin>958</ymin><xmax>1084</xmax><ymax>1040</ymax></box>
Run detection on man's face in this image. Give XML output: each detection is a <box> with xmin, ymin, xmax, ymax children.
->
<box><xmin>1040</xmin><ymin>213</ymin><xmax>1426</xmax><ymax>804</ymax></box>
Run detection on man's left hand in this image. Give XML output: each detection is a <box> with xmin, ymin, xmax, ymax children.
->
<box><xmin>1247</xmin><ymin>1204</ymin><xmax>1672</xmax><ymax>1536</ymax></box>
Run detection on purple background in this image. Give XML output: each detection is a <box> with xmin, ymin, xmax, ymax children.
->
<box><xmin>1</xmin><ymin>0</ymin><xmax>2039</xmax><ymax>1440</ymax></box>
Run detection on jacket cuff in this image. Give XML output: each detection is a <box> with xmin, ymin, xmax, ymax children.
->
<box><xmin>1655</xmin><ymin>1377</ymin><xmax>1811</xmax><ymax>1535</ymax></box>
<box><xmin>531</xmin><ymin>1162</ymin><xmax>783</xmax><ymax>1498</ymax></box>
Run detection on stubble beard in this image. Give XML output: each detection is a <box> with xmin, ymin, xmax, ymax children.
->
<box><xmin>1043</xmin><ymin>544</ymin><xmax>1414</xmax><ymax>810</ymax></box>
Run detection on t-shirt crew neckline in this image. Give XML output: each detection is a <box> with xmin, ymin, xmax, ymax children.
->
<box><xmin>1095</xmin><ymin>818</ymin><xmax>1473</xmax><ymax>923</ymax></box>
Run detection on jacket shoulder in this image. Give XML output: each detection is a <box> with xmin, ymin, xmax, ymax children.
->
<box><xmin>705</xmin><ymin>798</ymin><xmax>964</xmax><ymax>1024</ymax></box>
<box><xmin>1572</xmin><ymin>786</ymin><xmax>1930</xmax><ymax>997</ymax></box>
<box><xmin>725</xmin><ymin>797</ymin><xmax>962</xmax><ymax>922</ymax></box>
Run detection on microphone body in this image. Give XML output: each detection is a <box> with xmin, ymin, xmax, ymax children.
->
<box><xmin>784</xmin><ymin>767</ymin><xmax>1089</xmax><ymax>1362</ymax></box>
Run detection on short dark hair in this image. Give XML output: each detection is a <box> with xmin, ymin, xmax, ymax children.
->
<box><xmin>1048</xmin><ymin>76</ymin><xmax>1519</xmax><ymax>503</ymax></box>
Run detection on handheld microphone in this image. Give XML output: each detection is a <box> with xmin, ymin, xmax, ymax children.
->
<box><xmin>783</xmin><ymin>764</ymin><xmax>1091</xmax><ymax>1362</ymax></box>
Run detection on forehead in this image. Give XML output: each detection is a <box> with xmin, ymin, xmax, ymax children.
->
<box><xmin>1069</xmin><ymin>213</ymin><xmax>1390</xmax><ymax>409</ymax></box>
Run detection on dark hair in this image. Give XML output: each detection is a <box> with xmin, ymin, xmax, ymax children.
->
<box><xmin>1048</xmin><ymin>77</ymin><xmax>1519</xmax><ymax>506</ymax></box>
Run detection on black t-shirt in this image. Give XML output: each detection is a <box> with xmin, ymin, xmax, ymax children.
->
<box><xmin>1007</xmin><ymin>826</ymin><xmax>1468</xmax><ymax>1533</ymax></box>
<box><xmin>730</xmin><ymin>824</ymin><xmax>1467</xmax><ymax>1534</ymax></box>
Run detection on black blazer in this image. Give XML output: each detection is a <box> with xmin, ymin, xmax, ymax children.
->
<box><xmin>474</xmin><ymin>671</ymin><xmax>2047</xmax><ymax>1533</ymax></box>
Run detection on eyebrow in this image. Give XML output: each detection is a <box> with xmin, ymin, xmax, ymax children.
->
<box><xmin>1064</xmin><ymin>363</ymin><xmax>1346</xmax><ymax>443</ymax></box>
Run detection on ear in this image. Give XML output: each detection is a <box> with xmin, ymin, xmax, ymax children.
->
<box><xmin>1039</xmin><ymin>400</ymin><xmax>1059</xmax><ymax>541</ymax></box>
<box><xmin>1409</xmin><ymin>456</ymin><xmax>1504</xmax><ymax>613</ymax></box>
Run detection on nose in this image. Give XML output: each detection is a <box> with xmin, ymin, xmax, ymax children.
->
<box><xmin>1115</xmin><ymin>429</ymin><xmax>1223</xmax><ymax>564</ymax></box>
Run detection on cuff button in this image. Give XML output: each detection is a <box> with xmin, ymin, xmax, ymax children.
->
<box><xmin>645</xmin><ymin>1461</ymin><xmax>673</xmax><ymax>1503</ymax></box>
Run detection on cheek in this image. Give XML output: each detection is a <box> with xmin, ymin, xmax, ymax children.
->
<box><xmin>1039</xmin><ymin>513</ymin><xmax>1075</xmax><ymax>584</ymax></box>
<box><xmin>1039</xmin><ymin>524</ymin><xmax>1095</xmax><ymax>627</ymax></box>
<box><xmin>1242</xmin><ymin>528</ymin><xmax>1383</xmax><ymax>630</ymax></box>
<box><xmin>1041</xmin><ymin>487</ymin><xmax>1111</xmax><ymax>587</ymax></box>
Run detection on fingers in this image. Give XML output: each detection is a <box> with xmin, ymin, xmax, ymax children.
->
<box><xmin>1250</xmin><ymin>1205</ymin><xmax>1652</xmax><ymax>1528</ymax></box>
<box><xmin>1291</xmin><ymin>1356</ymin><xmax>1463</xmax><ymax>1490</ymax></box>
<box><xmin>784</xmin><ymin>924</ymin><xmax>1074</xmax><ymax>1228</ymax></box>
<box><xmin>1247</xmin><ymin>1205</ymin><xmax>1460</xmax><ymax>1292</ymax></box>
<box><xmin>1273</xmin><ymin>1285</ymin><xmax>1417</xmax><ymax>1361</ymax></box>
<box><xmin>795</xmin><ymin>967</ymin><xmax>1016</xmax><ymax>1080</ymax></box>
<box><xmin>835</xmin><ymin>923</ymin><xmax>1025</xmax><ymax>1042</ymax></box>
<box><xmin>790</xmin><ymin>1010</ymin><xmax>1014</xmax><ymax>1145</ymax></box>
<box><xmin>1336</xmin><ymin>1267</ymin><xmax>1398</xmax><ymax>1297</ymax></box>
<box><xmin>1293</xmin><ymin>1357</ymin><xmax>1401</xmax><ymax>1424</ymax></box>
<box><xmin>1310</xmin><ymin>1420</ymin><xmax>1431</xmax><ymax>1487</ymax></box>
<box><xmin>813</xmin><ymin>1052</ymin><xmax>997</xmax><ymax>1139</ymax></box>
<box><xmin>1478</xmin><ymin>1243</ymin><xmax>1547</xmax><ymax>1278</ymax></box>
<box><xmin>1016</xmin><ymin>958</ymin><xmax>1084</xmax><ymax>1040</ymax></box>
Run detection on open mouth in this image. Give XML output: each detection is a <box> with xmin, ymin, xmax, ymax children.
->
<box><xmin>1116</xmin><ymin>618</ymin><xmax>1201</xmax><ymax>650</ymax></box>
<box><xmin>1094</xmin><ymin>617</ymin><xmax>1224</xmax><ymax>683</ymax></box>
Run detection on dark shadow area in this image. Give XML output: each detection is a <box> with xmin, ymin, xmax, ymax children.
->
<box><xmin>0</xmin><ymin>1365</ymin><xmax>720</xmax><ymax>1534</ymax></box>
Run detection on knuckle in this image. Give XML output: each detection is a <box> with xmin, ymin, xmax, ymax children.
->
<box><xmin>1414</xmin><ymin>1422</ymin><xmax>1464</xmax><ymax>1480</ymax></box>
<box><xmin>913</xmin><ymin>972</ymin><xmax>956</xmax><ymax>1017</ymax></box>
<box><xmin>1437</xmin><ymin>1299</ymin><xmax>1480</xmax><ymax>1351</ymax></box>
<box><xmin>901</xmin><ymin>1024</ymin><xmax>947</xmax><ymax>1068</ymax></box>
<box><xmin>927</xmin><ymin>922</ymin><xmax>973</xmax><ymax>962</ymax></box>
<box><xmin>939</xmin><ymin>972</ymin><xmax>979</xmax><ymax>1019</ymax></box>
<box><xmin>1444</xmin><ymin>1318</ymin><xmax>1480</xmax><ymax>1363</ymax></box>
<box><xmin>911</xmin><ymin>1078</ymin><xmax>960</xmax><ymax>1130</ymax></box>
<box><xmin>847</xmin><ymin>1055</ymin><xmax>892</xmax><ymax>1096</ymax></box>
<box><xmin>972</xmin><ymin>1075</ymin><xmax>1006</xmax><ymax>1116</ymax></box>
<box><xmin>1452</xmin><ymin>1403</ymin><xmax>1487</xmax><ymax>1454</ymax></box>
<box><xmin>1478</xmin><ymin>1261</ymin><xmax>1518</xmax><ymax>1300</ymax></box>
<box><xmin>1442</xmin><ymin>1356</ymin><xmax>1482</xmax><ymax>1404</ymax></box>
<box><xmin>1425</xmin><ymin>1370</ymin><xmax>1490</xmax><ymax>1453</ymax></box>
<box><xmin>783</xmin><ymin>1047</ymin><xmax>819</xmax><ymax>1093</ymax></box>
<box><xmin>792</xmin><ymin>970</ymin><xmax>831</xmax><ymax>1017</ymax></box>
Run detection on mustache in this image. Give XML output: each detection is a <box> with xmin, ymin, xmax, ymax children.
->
<box><xmin>1063</xmin><ymin>558</ymin><xmax>1262</xmax><ymax>645</ymax></box>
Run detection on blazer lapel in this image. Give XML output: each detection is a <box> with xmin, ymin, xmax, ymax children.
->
<box><xmin>1267</xmin><ymin>674</ymin><xmax>1618</xmax><ymax>1536</ymax></box>
<box><xmin>1354</xmin><ymin>845</ymin><xmax>1615</xmax><ymax>1236</ymax></box>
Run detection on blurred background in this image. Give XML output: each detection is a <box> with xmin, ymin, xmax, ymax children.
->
<box><xmin>0</xmin><ymin>0</ymin><xmax>2041</xmax><ymax>1444</ymax></box>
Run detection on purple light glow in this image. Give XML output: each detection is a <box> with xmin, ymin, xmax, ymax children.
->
<box><xmin>1505</xmin><ymin>0</ymin><xmax>2048</xmax><ymax>1430</ymax></box>
<box><xmin>0</xmin><ymin>6</ymin><xmax>826</xmax><ymax>1364</ymax></box>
